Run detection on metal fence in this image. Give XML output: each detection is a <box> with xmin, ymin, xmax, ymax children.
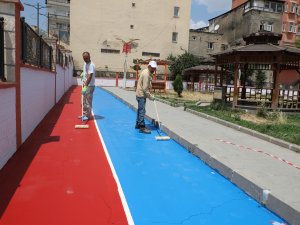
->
<box><xmin>56</xmin><ymin>48</ymin><xmax>64</xmax><ymax>67</ymax></box>
<box><xmin>0</xmin><ymin>17</ymin><xmax>5</xmax><ymax>81</ymax></box>
<box><xmin>21</xmin><ymin>17</ymin><xmax>52</xmax><ymax>70</ymax></box>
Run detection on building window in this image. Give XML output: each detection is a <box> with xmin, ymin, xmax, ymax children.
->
<box><xmin>172</xmin><ymin>32</ymin><xmax>178</xmax><ymax>43</ymax></box>
<box><xmin>130</xmin><ymin>25</ymin><xmax>134</xmax><ymax>29</ymax></box>
<box><xmin>260</xmin><ymin>22</ymin><xmax>273</xmax><ymax>32</ymax></box>
<box><xmin>208</xmin><ymin>42</ymin><xmax>214</xmax><ymax>49</ymax></box>
<box><xmin>264</xmin><ymin>1</ymin><xmax>283</xmax><ymax>12</ymax></box>
<box><xmin>284</xmin><ymin>3</ymin><xmax>288</xmax><ymax>12</ymax></box>
<box><xmin>142</xmin><ymin>52</ymin><xmax>160</xmax><ymax>57</ymax></box>
<box><xmin>221</xmin><ymin>44</ymin><xmax>228</xmax><ymax>51</ymax></box>
<box><xmin>132</xmin><ymin>2</ymin><xmax>135</xmax><ymax>7</ymax></box>
<box><xmin>291</xmin><ymin>3</ymin><xmax>296</xmax><ymax>13</ymax></box>
<box><xmin>174</xmin><ymin>6</ymin><xmax>180</xmax><ymax>17</ymax></box>
<box><xmin>289</xmin><ymin>22</ymin><xmax>297</xmax><ymax>33</ymax></box>
<box><xmin>101</xmin><ymin>49</ymin><xmax>120</xmax><ymax>54</ymax></box>
<box><xmin>282</xmin><ymin>22</ymin><xmax>286</xmax><ymax>32</ymax></box>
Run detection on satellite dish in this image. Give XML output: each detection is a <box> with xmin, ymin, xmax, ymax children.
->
<box><xmin>214</xmin><ymin>24</ymin><xmax>220</xmax><ymax>31</ymax></box>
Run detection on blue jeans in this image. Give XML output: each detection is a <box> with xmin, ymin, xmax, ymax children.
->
<box><xmin>136</xmin><ymin>96</ymin><xmax>146</xmax><ymax>127</ymax></box>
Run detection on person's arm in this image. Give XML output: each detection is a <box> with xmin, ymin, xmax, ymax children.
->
<box><xmin>84</xmin><ymin>64</ymin><xmax>94</xmax><ymax>86</ymax></box>
<box><xmin>142</xmin><ymin>74</ymin><xmax>152</xmax><ymax>99</ymax></box>
<box><xmin>84</xmin><ymin>74</ymin><xmax>92</xmax><ymax>86</ymax></box>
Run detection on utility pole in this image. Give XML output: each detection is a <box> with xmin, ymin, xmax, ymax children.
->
<box><xmin>116</xmin><ymin>38</ymin><xmax>140</xmax><ymax>88</ymax></box>
<box><xmin>24</xmin><ymin>2</ymin><xmax>47</xmax><ymax>35</ymax></box>
<box><xmin>39</xmin><ymin>12</ymin><xmax>50</xmax><ymax>37</ymax></box>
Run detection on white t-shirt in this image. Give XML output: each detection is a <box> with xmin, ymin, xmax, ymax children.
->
<box><xmin>83</xmin><ymin>61</ymin><xmax>96</xmax><ymax>86</ymax></box>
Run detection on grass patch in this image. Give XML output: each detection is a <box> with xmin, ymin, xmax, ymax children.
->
<box><xmin>155</xmin><ymin>92</ymin><xmax>300</xmax><ymax>146</ymax></box>
<box><xmin>188</xmin><ymin>104</ymin><xmax>300</xmax><ymax>146</ymax></box>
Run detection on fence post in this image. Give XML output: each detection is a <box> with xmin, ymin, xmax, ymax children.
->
<box><xmin>49</xmin><ymin>46</ymin><xmax>52</xmax><ymax>70</ymax></box>
<box><xmin>39</xmin><ymin>35</ymin><xmax>43</xmax><ymax>67</ymax></box>
<box><xmin>0</xmin><ymin>17</ymin><xmax>4</xmax><ymax>81</ymax></box>
<box><xmin>20</xmin><ymin>17</ymin><xmax>26</xmax><ymax>63</ymax></box>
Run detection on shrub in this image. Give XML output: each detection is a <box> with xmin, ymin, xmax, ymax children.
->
<box><xmin>172</xmin><ymin>75</ymin><xmax>183</xmax><ymax>97</ymax></box>
<box><xmin>268</xmin><ymin>110</ymin><xmax>287</xmax><ymax>124</ymax></box>
<box><xmin>210</xmin><ymin>100</ymin><xmax>227</xmax><ymax>111</ymax></box>
<box><xmin>256</xmin><ymin>102</ymin><xmax>268</xmax><ymax>118</ymax></box>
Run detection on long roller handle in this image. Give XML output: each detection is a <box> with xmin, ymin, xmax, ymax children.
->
<box><xmin>154</xmin><ymin>100</ymin><xmax>160</xmax><ymax>130</ymax></box>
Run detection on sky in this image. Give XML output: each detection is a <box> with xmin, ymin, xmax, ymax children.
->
<box><xmin>190</xmin><ymin>0</ymin><xmax>231</xmax><ymax>29</ymax></box>
<box><xmin>20</xmin><ymin>0</ymin><xmax>231</xmax><ymax>31</ymax></box>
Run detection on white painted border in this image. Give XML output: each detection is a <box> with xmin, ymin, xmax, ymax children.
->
<box><xmin>93</xmin><ymin>112</ymin><xmax>135</xmax><ymax>225</ymax></box>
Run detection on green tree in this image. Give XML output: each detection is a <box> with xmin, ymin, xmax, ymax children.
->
<box><xmin>255</xmin><ymin>70</ymin><xmax>266</xmax><ymax>88</ymax></box>
<box><xmin>167</xmin><ymin>52</ymin><xmax>200</xmax><ymax>78</ymax></box>
<box><xmin>172</xmin><ymin>75</ymin><xmax>183</xmax><ymax>97</ymax></box>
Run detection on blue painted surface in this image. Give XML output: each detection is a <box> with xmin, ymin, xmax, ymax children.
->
<box><xmin>93</xmin><ymin>88</ymin><xmax>287</xmax><ymax>225</ymax></box>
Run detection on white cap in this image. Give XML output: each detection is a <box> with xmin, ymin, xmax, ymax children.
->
<box><xmin>148</xmin><ymin>60</ymin><xmax>157</xmax><ymax>68</ymax></box>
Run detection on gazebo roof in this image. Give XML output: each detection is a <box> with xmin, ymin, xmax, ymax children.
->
<box><xmin>183</xmin><ymin>65</ymin><xmax>223</xmax><ymax>76</ymax></box>
<box><xmin>213</xmin><ymin>44</ymin><xmax>300</xmax><ymax>56</ymax></box>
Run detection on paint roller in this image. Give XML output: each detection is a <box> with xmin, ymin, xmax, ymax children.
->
<box><xmin>153</xmin><ymin>100</ymin><xmax>170</xmax><ymax>141</ymax></box>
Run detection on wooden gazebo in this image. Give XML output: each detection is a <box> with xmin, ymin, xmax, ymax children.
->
<box><xmin>212</xmin><ymin>32</ymin><xmax>300</xmax><ymax>110</ymax></box>
<box><xmin>182</xmin><ymin>63</ymin><xmax>227</xmax><ymax>92</ymax></box>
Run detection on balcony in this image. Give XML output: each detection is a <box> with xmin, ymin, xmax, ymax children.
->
<box><xmin>46</xmin><ymin>0</ymin><xmax>70</xmax><ymax>7</ymax></box>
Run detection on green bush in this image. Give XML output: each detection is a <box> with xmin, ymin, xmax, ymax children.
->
<box><xmin>210</xmin><ymin>100</ymin><xmax>227</xmax><ymax>111</ymax></box>
<box><xmin>268</xmin><ymin>110</ymin><xmax>287</xmax><ymax>124</ymax></box>
<box><xmin>172</xmin><ymin>75</ymin><xmax>183</xmax><ymax>97</ymax></box>
<box><xmin>256</xmin><ymin>102</ymin><xmax>268</xmax><ymax>118</ymax></box>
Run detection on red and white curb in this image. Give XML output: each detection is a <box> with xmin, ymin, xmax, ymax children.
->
<box><xmin>216</xmin><ymin>138</ymin><xmax>300</xmax><ymax>171</ymax></box>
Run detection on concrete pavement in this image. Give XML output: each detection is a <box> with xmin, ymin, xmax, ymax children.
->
<box><xmin>103</xmin><ymin>86</ymin><xmax>300</xmax><ymax>225</ymax></box>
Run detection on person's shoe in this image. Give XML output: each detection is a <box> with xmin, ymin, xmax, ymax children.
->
<box><xmin>135</xmin><ymin>124</ymin><xmax>140</xmax><ymax>129</ymax></box>
<box><xmin>82</xmin><ymin>115</ymin><xmax>89</xmax><ymax>121</ymax></box>
<box><xmin>139</xmin><ymin>127</ymin><xmax>151</xmax><ymax>134</ymax></box>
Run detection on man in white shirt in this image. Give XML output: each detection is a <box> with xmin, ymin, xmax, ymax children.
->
<box><xmin>81</xmin><ymin>52</ymin><xmax>96</xmax><ymax>121</ymax></box>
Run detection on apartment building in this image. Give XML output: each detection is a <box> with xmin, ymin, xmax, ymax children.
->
<box><xmin>281</xmin><ymin>0</ymin><xmax>300</xmax><ymax>46</ymax></box>
<box><xmin>232</xmin><ymin>0</ymin><xmax>248</xmax><ymax>9</ymax></box>
<box><xmin>232</xmin><ymin>0</ymin><xmax>300</xmax><ymax>47</ymax></box>
<box><xmin>188</xmin><ymin>27</ymin><xmax>226</xmax><ymax>59</ymax></box>
<box><xmin>209</xmin><ymin>0</ymin><xmax>284</xmax><ymax>47</ymax></box>
<box><xmin>46</xmin><ymin>0</ymin><xmax>70</xmax><ymax>44</ymax></box>
<box><xmin>70</xmin><ymin>0</ymin><xmax>191</xmax><ymax>73</ymax></box>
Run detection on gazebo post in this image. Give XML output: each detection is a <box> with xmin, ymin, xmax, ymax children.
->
<box><xmin>241</xmin><ymin>63</ymin><xmax>248</xmax><ymax>100</ymax></box>
<box><xmin>214</xmin><ymin>64</ymin><xmax>218</xmax><ymax>87</ymax></box>
<box><xmin>233</xmin><ymin>62</ymin><xmax>239</xmax><ymax>108</ymax></box>
<box><xmin>220</xmin><ymin>66</ymin><xmax>224</xmax><ymax>86</ymax></box>
<box><xmin>164</xmin><ymin>63</ymin><xmax>167</xmax><ymax>94</ymax></box>
<box><xmin>271</xmin><ymin>63</ymin><xmax>280</xmax><ymax>109</ymax></box>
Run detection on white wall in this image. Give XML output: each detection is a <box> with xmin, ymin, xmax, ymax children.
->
<box><xmin>0</xmin><ymin>88</ymin><xmax>16</xmax><ymax>169</ymax></box>
<box><xmin>21</xmin><ymin>67</ymin><xmax>56</xmax><ymax>141</ymax></box>
<box><xmin>56</xmin><ymin>65</ymin><xmax>65</xmax><ymax>102</ymax></box>
<box><xmin>65</xmin><ymin>63</ymin><xmax>73</xmax><ymax>91</ymax></box>
<box><xmin>56</xmin><ymin>63</ymin><xmax>74</xmax><ymax>102</ymax></box>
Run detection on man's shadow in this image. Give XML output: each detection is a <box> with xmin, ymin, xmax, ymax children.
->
<box><xmin>93</xmin><ymin>115</ymin><xmax>104</xmax><ymax>120</ymax></box>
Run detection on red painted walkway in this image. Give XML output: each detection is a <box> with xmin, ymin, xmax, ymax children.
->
<box><xmin>0</xmin><ymin>86</ymin><xmax>128</xmax><ymax>225</ymax></box>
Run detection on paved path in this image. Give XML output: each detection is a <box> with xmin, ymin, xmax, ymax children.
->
<box><xmin>103</xmin><ymin>87</ymin><xmax>300</xmax><ymax>225</ymax></box>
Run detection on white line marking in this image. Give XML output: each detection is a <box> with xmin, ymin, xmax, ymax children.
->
<box><xmin>93</xmin><ymin>116</ymin><xmax>135</xmax><ymax>225</ymax></box>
